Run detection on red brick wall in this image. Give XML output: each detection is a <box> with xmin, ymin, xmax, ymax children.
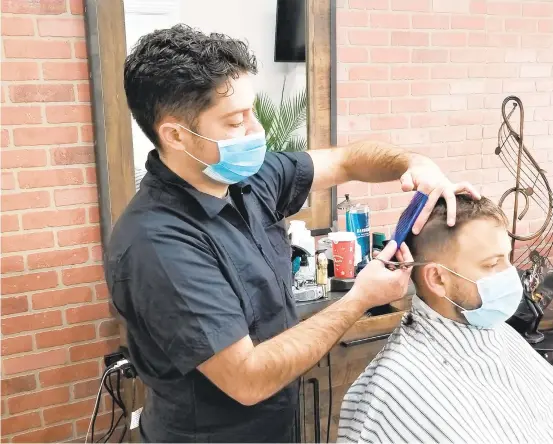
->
<box><xmin>336</xmin><ymin>0</ymin><xmax>553</xmax><ymax>257</ymax></box>
<box><xmin>1</xmin><ymin>1</ymin><xmax>119</xmax><ymax>442</ymax></box>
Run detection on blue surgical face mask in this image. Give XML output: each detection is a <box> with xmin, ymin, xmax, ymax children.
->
<box><xmin>438</xmin><ymin>264</ymin><xmax>523</xmax><ymax>329</ymax></box>
<box><xmin>177</xmin><ymin>124</ymin><xmax>266</xmax><ymax>185</ymax></box>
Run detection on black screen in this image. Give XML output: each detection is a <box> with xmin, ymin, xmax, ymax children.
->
<box><xmin>274</xmin><ymin>0</ymin><xmax>306</xmax><ymax>62</ymax></box>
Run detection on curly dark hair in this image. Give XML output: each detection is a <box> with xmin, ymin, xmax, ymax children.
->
<box><xmin>124</xmin><ymin>24</ymin><xmax>258</xmax><ymax>147</ymax></box>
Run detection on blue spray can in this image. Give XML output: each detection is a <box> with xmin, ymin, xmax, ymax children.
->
<box><xmin>346</xmin><ymin>204</ymin><xmax>371</xmax><ymax>263</ymax></box>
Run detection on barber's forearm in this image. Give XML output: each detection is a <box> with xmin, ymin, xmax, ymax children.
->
<box><xmin>238</xmin><ymin>287</ymin><xmax>366</xmax><ymax>405</ymax></box>
<box><xmin>342</xmin><ymin>140</ymin><xmax>411</xmax><ymax>184</ymax></box>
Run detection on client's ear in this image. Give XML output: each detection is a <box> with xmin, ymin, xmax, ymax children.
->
<box><xmin>421</xmin><ymin>264</ymin><xmax>448</xmax><ymax>298</ymax></box>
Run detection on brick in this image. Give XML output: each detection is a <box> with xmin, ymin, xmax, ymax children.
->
<box><xmin>349</xmin><ymin>100</ymin><xmax>390</xmax><ymax>115</ymax></box>
<box><xmin>1</xmin><ymin>62</ymin><xmax>40</xmax><ymax>81</ymax></box>
<box><xmin>448</xmin><ymin>111</ymin><xmax>484</xmax><ymax>126</ymax></box>
<box><xmin>74</xmin><ymin>40</ymin><xmax>88</xmax><ymax>58</ymax></box>
<box><xmin>503</xmin><ymin>79</ymin><xmax>536</xmax><ymax>93</ymax></box>
<box><xmin>412</xmin><ymin>14</ymin><xmax>449</xmax><ymax>29</ymax></box>
<box><xmin>32</xmin><ymin>287</ymin><xmax>92</xmax><ymax>310</ymax></box>
<box><xmin>520</xmin><ymin>65</ymin><xmax>552</xmax><ymax>78</ymax></box>
<box><xmin>77</xmin><ymin>83</ymin><xmax>90</xmax><ymax>102</ymax></box>
<box><xmin>451</xmin><ymin>80</ymin><xmax>486</xmax><ymax>95</ymax></box>
<box><xmin>465</xmin><ymin>154</ymin><xmax>483</xmax><ymax>170</ymax></box>
<box><xmin>431</xmin><ymin>127</ymin><xmax>466</xmax><ymax>143</ymax></box>
<box><xmin>537</xmin><ymin>50</ymin><xmax>553</xmax><ymax>63</ymax></box>
<box><xmin>431</xmin><ymin>96</ymin><xmax>466</xmax><ymax>111</ymax></box>
<box><xmin>2</xmin><ymin>311</ymin><xmax>62</xmax><ymax>336</ymax></box>
<box><xmin>12</xmin><ymin>423</ymin><xmax>73</xmax><ymax>444</ymax></box>
<box><xmin>70</xmin><ymin>0</ymin><xmax>84</xmax><ymax>14</ymax></box>
<box><xmin>43</xmin><ymin>61</ymin><xmax>89</xmax><ymax>80</ymax></box>
<box><xmin>523</xmin><ymin>122</ymin><xmax>550</xmax><ymax>136</ymax></box>
<box><xmin>44</xmin><ymin>398</ymin><xmax>95</xmax><ymax>425</ymax></box>
<box><xmin>81</xmin><ymin>125</ymin><xmax>94</xmax><ymax>142</ymax></box>
<box><xmin>99</xmin><ymin>319</ymin><xmax>119</xmax><ymax>338</ymax></box>
<box><xmin>434</xmin><ymin>157</ymin><xmax>467</xmax><ymax>173</ymax></box>
<box><xmin>46</xmin><ymin>105</ymin><xmax>91</xmax><ymax>123</ymax></box>
<box><xmin>95</xmin><ymin>283</ymin><xmax>109</xmax><ymax>300</ymax></box>
<box><xmin>3</xmin><ymin>349</ymin><xmax>66</xmax><ymax>376</ymax></box>
<box><xmin>469</xmin><ymin>65</ymin><xmax>518</xmax><ymax>78</ymax></box>
<box><xmin>410</xmin><ymin>81</ymin><xmax>449</xmax><ymax>96</ymax></box>
<box><xmin>62</xmin><ymin>265</ymin><xmax>105</xmax><ymax>286</ymax></box>
<box><xmin>487</xmin><ymin>34</ymin><xmax>519</xmax><ymax>48</ymax></box>
<box><xmin>1</xmin><ymin>214</ymin><xmax>19</xmax><ymax>232</ymax></box>
<box><xmin>86</xmin><ymin>167</ymin><xmax>97</xmax><ymax>184</ymax></box>
<box><xmin>2</xmin><ymin>0</ymin><xmax>66</xmax><ymax>14</ymax></box>
<box><xmin>539</xmin><ymin>19</ymin><xmax>553</xmax><ymax>33</ymax></box>
<box><xmin>391</xmin><ymin>193</ymin><xmax>417</xmax><ymax>208</ymax></box>
<box><xmin>23</xmin><ymin>208</ymin><xmax>86</xmax><ymax>230</ymax></box>
<box><xmin>1</xmin><ymin>412</ymin><xmax>41</xmax><ymax>435</ymax></box>
<box><xmin>1</xmin><ymin>106</ymin><xmax>42</xmax><ymax>125</ymax></box>
<box><xmin>14</xmin><ymin>126</ymin><xmax>78</xmax><ymax>146</ymax></box>
<box><xmin>392</xmin><ymin>0</ymin><xmax>429</xmax><ymax>11</ymax></box>
<box><xmin>69</xmin><ymin>338</ymin><xmax>119</xmax><ymax>362</ymax></box>
<box><xmin>38</xmin><ymin>18</ymin><xmax>85</xmax><ymax>37</ymax></box>
<box><xmin>448</xmin><ymin>140</ymin><xmax>482</xmax><ymax>156</ymax></box>
<box><xmin>432</xmin><ymin>66</ymin><xmax>468</xmax><ymax>79</ymax></box>
<box><xmin>371</xmin><ymin>13</ymin><xmax>410</xmax><ymax>28</ymax></box>
<box><xmin>1</xmin><ymin>256</ymin><xmax>24</xmax><ymax>274</ymax></box>
<box><xmin>391</xmin><ymin>31</ymin><xmax>429</xmax><ymax>47</ymax></box>
<box><xmin>338</xmin><ymin>47</ymin><xmax>368</xmax><ymax>63</ymax></box>
<box><xmin>371</xmin><ymin>209</ymin><xmax>404</xmax><ymax>226</ymax></box>
<box><xmin>534</xmin><ymin>107</ymin><xmax>553</xmax><ymax>122</ymax></box>
<box><xmin>337</xmin><ymin>9</ymin><xmax>369</xmax><ymax>26</ymax></box>
<box><xmin>2</xmin><ymin>271</ymin><xmax>58</xmax><ymax>296</ymax></box>
<box><xmin>412</xmin><ymin>49</ymin><xmax>448</xmax><ymax>63</ymax></box>
<box><xmin>348</xmin><ymin>66</ymin><xmax>388</xmax><ymax>81</ymax></box>
<box><xmin>1</xmin><ymin>129</ymin><xmax>8</xmax><ymax>147</ymax></box>
<box><xmin>1</xmin><ymin>190</ymin><xmax>50</xmax><ymax>211</ymax></box>
<box><xmin>2</xmin><ymin>335</ymin><xmax>33</xmax><ymax>356</ymax></box>
<box><xmin>58</xmin><ymin>226</ymin><xmax>101</xmax><ymax>246</ymax></box>
<box><xmin>432</xmin><ymin>0</ymin><xmax>469</xmax><ymax>13</ymax></box>
<box><xmin>1</xmin><ymin>171</ymin><xmax>15</xmax><ymax>190</ymax></box>
<box><xmin>1</xmin><ymin>296</ymin><xmax>28</xmax><ymax>316</ymax></box>
<box><xmin>348</xmin><ymin>0</ymin><xmax>389</xmax><ymax>9</ymax></box>
<box><xmin>390</xmin><ymin>128</ymin><xmax>430</xmax><ymax>146</ymax></box>
<box><xmin>410</xmin><ymin>114</ymin><xmax>448</xmax><ymax>128</ymax></box>
<box><xmin>371</xmin><ymin>116</ymin><xmax>408</xmax><ymax>130</ymax></box>
<box><xmin>338</xmin><ymin>83</ymin><xmax>369</xmax><ymax>98</ymax></box>
<box><xmin>524</xmin><ymin>2</ymin><xmax>553</xmax><ymax>17</ymax></box>
<box><xmin>371</xmin><ymin>48</ymin><xmax>410</xmax><ymax>63</ymax></box>
<box><xmin>1</xmin><ymin>16</ymin><xmax>34</xmax><ymax>36</ymax></box>
<box><xmin>2</xmin><ymin>231</ymin><xmax>54</xmax><ymax>253</ymax></box>
<box><xmin>1</xmin><ymin>375</ymin><xmax>36</xmax><ymax>396</ymax></box>
<box><xmin>28</xmin><ymin>247</ymin><xmax>89</xmax><ymax>270</ymax></box>
<box><xmin>75</xmin><ymin>412</ymin><xmax>115</xmax><ymax>436</ymax></box>
<box><xmin>486</xmin><ymin>1</ymin><xmax>521</xmax><ymax>16</ymax></box>
<box><xmin>8</xmin><ymin>387</ymin><xmax>70</xmax><ymax>414</ymax></box>
<box><xmin>19</xmin><ymin>168</ymin><xmax>84</xmax><ymax>189</ymax></box>
<box><xmin>370</xmin><ymin>83</ymin><xmax>409</xmax><ymax>97</ymax></box>
<box><xmin>391</xmin><ymin>66</ymin><xmax>429</xmax><ymax>80</ymax></box>
<box><xmin>36</xmin><ymin>324</ymin><xmax>96</xmax><ymax>348</ymax></box>
<box><xmin>51</xmin><ymin>145</ymin><xmax>95</xmax><ymax>165</ymax></box>
<box><xmin>522</xmin><ymin>34</ymin><xmax>553</xmax><ymax>49</ymax></box>
<box><xmin>9</xmin><ymin>84</ymin><xmax>74</xmax><ymax>103</ymax></box>
<box><xmin>54</xmin><ymin>186</ymin><xmax>98</xmax><ymax>206</ymax></box>
<box><xmin>348</xmin><ymin>30</ymin><xmax>388</xmax><ymax>46</ymax></box>
<box><xmin>40</xmin><ymin>361</ymin><xmax>98</xmax><ymax>387</ymax></box>
<box><xmin>4</xmin><ymin>39</ymin><xmax>71</xmax><ymax>59</ymax></box>
<box><xmin>505</xmin><ymin>18</ymin><xmax>537</xmax><ymax>33</ymax></box>
<box><xmin>505</xmin><ymin>50</ymin><xmax>537</xmax><ymax>63</ymax></box>
<box><xmin>73</xmin><ymin>378</ymin><xmax>101</xmax><ymax>400</ymax></box>
<box><xmin>451</xmin><ymin>15</ymin><xmax>485</xmax><ymax>30</ymax></box>
<box><xmin>391</xmin><ymin>98</ymin><xmax>428</xmax><ymax>113</ymax></box>
<box><xmin>431</xmin><ymin>32</ymin><xmax>467</xmax><ymax>47</ymax></box>
<box><xmin>89</xmin><ymin>207</ymin><xmax>100</xmax><ymax>224</ymax></box>
<box><xmin>2</xmin><ymin>149</ymin><xmax>47</xmax><ymax>168</ymax></box>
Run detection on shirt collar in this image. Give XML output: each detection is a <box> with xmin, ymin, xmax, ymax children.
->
<box><xmin>145</xmin><ymin>149</ymin><xmax>251</xmax><ymax>218</ymax></box>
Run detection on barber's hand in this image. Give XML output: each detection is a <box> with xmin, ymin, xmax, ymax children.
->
<box><xmin>400</xmin><ymin>154</ymin><xmax>481</xmax><ymax>234</ymax></box>
<box><xmin>352</xmin><ymin>241</ymin><xmax>413</xmax><ymax>309</ymax></box>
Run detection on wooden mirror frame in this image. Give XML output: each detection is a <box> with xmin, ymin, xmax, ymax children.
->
<box><xmin>85</xmin><ymin>0</ymin><xmax>337</xmax><ymax>245</ymax></box>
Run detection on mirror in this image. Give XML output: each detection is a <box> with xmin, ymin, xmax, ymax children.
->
<box><xmin>123</xmin><ymin>0</ymin><xmax>309</xmax><ymax>210</ymax></box>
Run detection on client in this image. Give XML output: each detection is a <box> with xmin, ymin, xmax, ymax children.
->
<box><xmin>338</xmin><ymin>195</ymin><xmax>553</xmax><ymax>443</ymax></box>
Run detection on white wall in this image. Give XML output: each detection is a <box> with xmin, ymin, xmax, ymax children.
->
<box><xmin>124</xmin><ymin>0</ymin><xmax>307</xmax><ymax>174</ymax></box>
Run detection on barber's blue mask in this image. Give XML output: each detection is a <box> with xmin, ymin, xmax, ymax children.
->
<box><xmin>177</xmin><ymin>124</ymin><xmax>267</xmax><ymax>184</ymax></box>
<box><xmin>439</xmin><ymin>264</ymin><xmax>523</xmax><ymax>329</ymax></box>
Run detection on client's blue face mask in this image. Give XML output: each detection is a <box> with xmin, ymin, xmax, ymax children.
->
<box><xmin>439</xmin><ymin>264</ymin><xmax>523</xmax><ymax>329</ymax></box>
<box><xmin>177</xmin><ymin>124</ymin><xmax>266</xmax><ymax>185</ymax></box>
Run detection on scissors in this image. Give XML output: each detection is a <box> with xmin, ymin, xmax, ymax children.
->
<box><xmin>376</xmin><ymin>258</ymin><xmax>429</xmax><ymax>271</ymax></box>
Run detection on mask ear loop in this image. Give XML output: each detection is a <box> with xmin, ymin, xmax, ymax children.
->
<box><xmin>174</xmin><ymin>124</ymin><xmax>216</xmax><ymax>168</ymax></box>
<box><xmin>435</xmin><ymin>264</ymin><xmax>477</xmax><ymax>312</ymax></box>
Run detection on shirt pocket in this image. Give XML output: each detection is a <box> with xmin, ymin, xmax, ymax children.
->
<box><xmin>264</xmin><ymin>217</ymin><xmax>293</xmax><ymax>288</ymax></box>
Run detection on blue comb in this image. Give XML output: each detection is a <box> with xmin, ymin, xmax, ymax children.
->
<box><xmin>391</xmin><ymin>191</ymin><xmax>429</xmax><ymax>248</ymax></box>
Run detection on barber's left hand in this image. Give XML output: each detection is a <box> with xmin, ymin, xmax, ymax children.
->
<box><xmin>400</xmin><ymin>154</ymin><xmax>481</xmax><ymax>235</ymax></box>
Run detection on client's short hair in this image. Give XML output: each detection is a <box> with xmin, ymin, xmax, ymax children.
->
<box><xmin>405</xmin><ymin>194</ymin><xmax>508</xmax><ymax>287</ymax></box>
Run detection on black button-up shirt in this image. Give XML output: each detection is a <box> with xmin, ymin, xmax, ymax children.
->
<box><xmin>105</xmin><ymin>150</ymin><xmax>314</xmax><ymax>442</ymax></box>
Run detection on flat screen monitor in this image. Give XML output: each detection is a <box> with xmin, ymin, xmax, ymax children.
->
<box><xmin>274</xmin><ymin>0</ymin><xmax>306</xmax><ymax>63</ymax></box>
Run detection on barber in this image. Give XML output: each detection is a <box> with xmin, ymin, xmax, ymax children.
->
<box><xmin>106</xmin><ymin>24</ymin><xmax>480</xmax><ymax>443</ymax></box>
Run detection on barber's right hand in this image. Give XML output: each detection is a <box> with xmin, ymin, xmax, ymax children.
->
<box><xmin>351</xmin><ymin>240</ymin><xmax>413</xmax><ymax>309</ymax></box>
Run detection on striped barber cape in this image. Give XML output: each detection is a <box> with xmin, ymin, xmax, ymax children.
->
<box><xmin>338</xmin><ymin>295</ymin><xmax>553</xmax><ymax>444</ymax></box>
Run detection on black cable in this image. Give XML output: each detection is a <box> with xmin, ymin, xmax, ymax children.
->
<box><xmin>326</xmin><ymin>354</ymin><xmax>332</xmax><ymax>443</ymax></box>
<box><xmin>96</xmin><ymin>373</ymin><xmax>118</xmax><ymax>443</ymax></box>
<box><xmin>101</xmin><ymin>413</ymin><xmax>124</xmax><ymax>443</ymax></box>
<box><xmin>89</xmin><ymin>367</ymin><xmax>119</xmax><ymax>444</ymax></box>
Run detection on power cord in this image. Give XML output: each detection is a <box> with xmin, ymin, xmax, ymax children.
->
<box><xmin>85</xmin><ymin>358</ymin><xmax>136</xmax><ymax>444</ymax></box>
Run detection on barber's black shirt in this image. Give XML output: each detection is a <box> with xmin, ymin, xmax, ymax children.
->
<box><xmin>105</xmin><ymin>150</ymin><xmax>314</xmax><ymax>442</ymax></box>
